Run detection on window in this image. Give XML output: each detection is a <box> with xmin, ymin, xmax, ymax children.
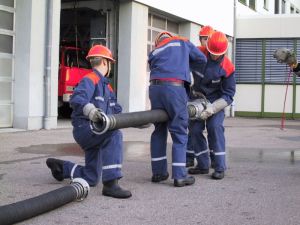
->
<box><xmin>147</xmin><ymin>13</ymin><xmax>179</xmax><ymax>56</ymax></box>
<box><xmin>235</xmin><ymin>39</ymin><xmax>297</xmax><ymax>84</ymax></box>
<box><xmin>0</xmin><ymin>10</ymin><xmax>13</xmax><ymax>30</ymax></box>
<box><xmin>238</xmin><ymin>0</ymin><xmax>247</xmax><ymax>5</ymax></box>
<box><xmin>290</xmin><ymin>5</ymin><xmax>295</xmax><ymax>13</ymax></box>
<box><xmin>0</xmin><ymin>1</ymin><xmax>14</xmax><ymax>128</ymax></box>
<box><xmin>263</xmin><ymin>0</ymin><xmax>268</xmax><ymax>10</ymax></box>
<box><xmin>281</xmin><ymin>0</ymin><xmax>286</xmax><ymax>14</ymax></box>
<box><xmin>147</xmin><ymin>13</ymin><xmax>179</xmax><ymax>71</ymax></box>
<box><xmin>235</xmin><ymin>39</ymin><xmax>263</xmax><ymax>84</ymax></box>
<box><xmin>265</xmin><ymin>39</ymin><xmax>294</xmax><ymax>84</ymax></box>
<box><xmin>0</xmin><ymin>34</ymin><xmax>12</xmax><ymax>54</ymax></box>
<box><xmin>249</xmin><ymin>0</ymin><xmax>256</xmax><ymax>10</ymax></box>
<box><xmin>0</xmin><ymin>0</ymin><xmax>14</xmax><ymax>7</ymax></box>
<box><xmin>275</xmin><ymin>0</ymin><xmax>279</xmax><ymax>14</ymax></box>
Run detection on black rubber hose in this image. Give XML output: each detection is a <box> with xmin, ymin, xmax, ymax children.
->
<box><xmin>0</xmin><ymin>179</ymin><xmax>89</xmax><ymax>225</ymax></box>
<box><xmin>108</xmin><ymin>109</ymin><xmax>169</xmax><ymax>130</ymax></box>
<box><xmin>91</xmin><ymin>107</ymin><xmax>202</xmax><ymax>135</ymax></box>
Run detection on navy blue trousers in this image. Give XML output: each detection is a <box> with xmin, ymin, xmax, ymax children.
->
<box><xmin>190</xmin><ymin>110</ymin><xmax>226</xmax><ymax>172</ymax></box>
<box><xmin>149</xmin><ymin>84</ymin><xmax>188</xmax><ymax>179</ymax></box>
<box><xmin>63</xmin><ymin>121</ymin><xmax>123</xmax><ymax>186</ymax></box>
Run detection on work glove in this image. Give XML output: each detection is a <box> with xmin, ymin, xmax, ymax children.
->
<box><xmin>199</xmin><ymin>98</ymin><xmax>228</xmax><ymax>120</ymax></box>
<box><xmin>83</xmin><ymin>103</ymin><xmax>103</xmax><ymax>122</ymax></box>
<box><xmin>199</xmin><ymin>103</ymin><xmax>214</xmax><ymax>120</ymax></box>
<box><xmin>273</xmin><ymin>48</ymin><xmax>298</xmax><ymax>68</ymax></box>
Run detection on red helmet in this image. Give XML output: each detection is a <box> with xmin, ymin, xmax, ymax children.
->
<box><xmin>199</xmin><ymin>25</ymin><xmax>214</xmax><ymax>37</ymax></box>
<box><xmin>86</xmin><ymin>45</ymin><xmax>115</xmax><ymax>62</ymax></box>
<box><xmin>206</xmin><ymin>31</ymin><xmax>228</xmax><ymax>56</ymax></box>
<box><xmin>154</xmin><ymin>31</ymin><xmax>173</xmax><ymax>47</ymax></box>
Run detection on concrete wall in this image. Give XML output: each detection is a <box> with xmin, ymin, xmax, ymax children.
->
<box><xmin>179</xmin><ymin>22</ymin><xmax>201</xmax><ymax>46</ymax></box>
<box><xmin>235</xmin><ymin>84</ymin><xmax>261</xmax><ymax>112</ymax></box>
<box><xmin>118</xmin><ymin>1</ymin><xmax>148</xmax><ymax>112</ymax></box>
<box><xmin>134</xmin><ymin>0</ymin><xmax>235</xmax><ymax>36</ymax></box>
<box><xmin>14</xmin><ymin>0</ymin><xmax>60</xmax><ymax>130</ymax></box>
<box><xmin>236</xmin><ymin>15</ymin><xmax>300</xmax><ymax>38</ymax></box>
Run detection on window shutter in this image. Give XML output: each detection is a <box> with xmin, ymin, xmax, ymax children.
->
<box><xmin>235</xmin><ymin>39</ymin><xmax>263</xmax><ymax>83</ymax></box>
<box><xmin>265</xmin><ymin>39</ymin><xmax>294</xmax><ymax>84</ymax></box>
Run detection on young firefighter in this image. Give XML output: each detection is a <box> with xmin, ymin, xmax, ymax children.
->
<box><xmin>186</xmin><ymin>25</ymin><xmax>215</xmax><ymax>168</ymax></box>
<box><xmin>188</xmin><ymin>31</ymin><xmax>236</xmax><ymax>180</ymax></box>
<box><xmin>46</xmin><ymin>45</ymin><xmax>131</xmax><ymax>198</ymax></box>
<box><xmin>148</xmin><ymin>31</ymin><xmax>207</xmax><ymax>187</ymax></box>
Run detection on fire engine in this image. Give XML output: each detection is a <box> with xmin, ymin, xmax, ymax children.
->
<box><xmin>58</xmin><ymin>46</ymin><xmax>92</xmax><ymax>117</ymax></box>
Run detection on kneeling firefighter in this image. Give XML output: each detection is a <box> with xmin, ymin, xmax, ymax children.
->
<box><xmin>46</xmin><ymin>45</ymin><xmax>131</xmax><ymax>199</ymax></box>
<box><xmin>188</xmin><ymin>32</ymin><xmax>236</xmax><ymax>180</ymax></box>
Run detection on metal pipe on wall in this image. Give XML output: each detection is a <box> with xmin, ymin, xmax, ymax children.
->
<box><xmin>43</xmin><ymin>0</ymin><xmax>53</xmax><ymax>129</ymax></box>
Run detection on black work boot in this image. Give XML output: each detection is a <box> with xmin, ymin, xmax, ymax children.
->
<box><xmin>186</xmin><ymin>158</ymin><xmax>194</xmax><ymax>167</ymax></box>
<box><xmin>102</xmin><ymin>179</ymin><xmax>132</xmax><ymax>199</ymax></box>
<box><xmin>174</xmin><ymin>176</ymin><xmax>195</xmax><ymax>187</ymax></box>
<box><xmin>188</xmin><ymin>167</ymin><xmax>209</xmax><ymax>175</ymax></box>
<box><xmin>151</xmin><ymin>172</ymin><xmax>169</xmax><ymax>183</ymax></box>
<box><xmin>211</xmin><ymin>171</ymin><xmax>225</xmax><ymax>180</ymax></box>
<box><xmin>46</xmin><ymin>158</ymin><xmax>64</xmax><ymax>181</ymax></box>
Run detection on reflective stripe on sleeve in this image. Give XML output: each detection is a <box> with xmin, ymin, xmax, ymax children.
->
<box><xmin>152</xmin><ymin>42</ymin><xmax>181</xmax><ymax>56</ymax></box>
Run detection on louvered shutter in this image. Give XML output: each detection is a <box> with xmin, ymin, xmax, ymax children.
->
<box><xmin>235</xmin><ymin>39</ymin><xmax>263</xmax><ymax>83</ymax></box>
<box><xmin>265</xmin><ymin>39</ymin><xmax>294</xmax><ymax>84</ymax></box>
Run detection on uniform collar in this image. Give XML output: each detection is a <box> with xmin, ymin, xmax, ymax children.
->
<box><xmin>93</xmin><ymin>69</ymin><xmax>109</xmax><ymax>84</ymax></box>
<box><xmin>208</xmin><ymin>54</ymin><xmax>224</xmax><ymax>63</ymax></box>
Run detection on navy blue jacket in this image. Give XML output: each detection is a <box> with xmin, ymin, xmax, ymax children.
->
<box><xmin>192</xmin><ymin>46</ymin><xmax>236</xmax><ymax>104</ymax></box>
<box><xmin>148</xmin><ymin>36</ymin><xmax>207</xmax><ymax>83</ymax></box>
<box><xmin>70</xmin><ymin>69</ymin><xmax>122</xmax><ymax>126</ymax></box>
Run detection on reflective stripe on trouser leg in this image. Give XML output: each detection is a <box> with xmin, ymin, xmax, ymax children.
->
<box><xmin>101</xmin><ymin>130</ymin><xmax>123</xmax><ymax>182</ymax></box>
<box><xmin>63</xmin><ymin>144</ymin><xmax>102</xmax><ymax>186</ymax></box>
<box><xmin>191</xmin><ymin>120</ymin><xmax>209</xmax><ymax>169</ymax></box>
<box><xmin>150</xmin><ymin>122</ymin><xmax>168</xmax><ymax>175</ymax></box>
<box><xmin>206</xmin><ymin>110</ymin><xmax>226</xmax><ymax>171</ymax></box>
<box><xmin>70</xmin><ymin>164</ymin><xmax>78</xmax><ymax>180</ymax></box>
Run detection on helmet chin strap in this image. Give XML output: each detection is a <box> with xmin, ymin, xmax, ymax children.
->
<box><xmin>105</xmin><ymin>61</ymin><xmax>111</xmax><ymax>77</ymax></box>
<box><xmin>103</xmin><ymin>60</ymin><xmax>111</xmax><ymax>77</ymax></box>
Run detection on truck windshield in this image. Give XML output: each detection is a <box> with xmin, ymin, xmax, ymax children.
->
<box><xmin>65</xmin><ymin>49</ymin><xmax>91</xmax><ymax>69</ymax></box>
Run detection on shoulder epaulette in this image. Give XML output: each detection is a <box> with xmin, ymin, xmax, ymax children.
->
<box><xmin>221</xmin><ymin>57</ymin><xmax>235</xmax><ymax>77</ymax></box>
<box><xmin>156</xmin><ymin>36</ymin><xmax>189</xmax><ymax>48</ymax></box>
<box><xmin>85</xmin><ymin>72</ymin><xmax>100</xmax><ymax>85</ymax></box>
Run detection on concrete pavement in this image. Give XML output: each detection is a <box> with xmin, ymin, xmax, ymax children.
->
<box><xmin>0</xmin><ymin>117</ymin><xmax>300</xmax><ymax>225</ymax></box>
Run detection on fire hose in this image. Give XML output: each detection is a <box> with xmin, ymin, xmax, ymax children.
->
<box><xmin>0</xmin><ymin>178</ymin><xmax>89</xmax><ymax>225</ymax></box>
<box><xmin>91</xmin><ymin>98</ymin><xmax>206</xmax><ymax>135</ymax></box>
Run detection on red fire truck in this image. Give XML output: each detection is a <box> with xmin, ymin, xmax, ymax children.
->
<box><xmin>58</xmin><ymin>46</ymin><xmax>92</xmax><ymax>117</ymax></box>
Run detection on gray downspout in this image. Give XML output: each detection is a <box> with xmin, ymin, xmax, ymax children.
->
<box><xmin>230</xmin><ymin>0</ymin><xmax>237</xmax><ymax>117</ymax></box>
<box><xmin>233</xmin><ymin>0</ymin><xmax>237</xmax><ymax>65</ymax></box>
<box><xmin>44</xmin><ymin>0</ymin><xmax>53</xmax><ymax>129</ymax></box>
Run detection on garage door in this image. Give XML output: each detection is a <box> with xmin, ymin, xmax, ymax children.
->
<box><xmin>0</xmin><ymin>1</ymin><xmax>14</xmax><ymax>128</ymax></box>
